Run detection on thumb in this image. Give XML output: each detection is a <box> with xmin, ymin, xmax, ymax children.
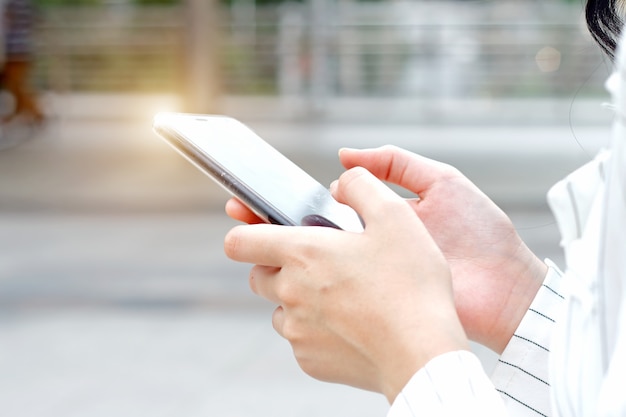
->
<box><xmin>333</xmin><ymin>166</ymin><xmax>416</xmax><ymax>229</ymax></box>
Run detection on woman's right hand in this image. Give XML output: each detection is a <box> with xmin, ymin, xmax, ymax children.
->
<box><xmin>336</xmin><ymin>146</ymin><xmax>547</xmax><ymax>353</ymax></box>
<box><xmin>225</xmin><ymin>166</ymin><xmax>469</xmax><ymax>402</ymax></box>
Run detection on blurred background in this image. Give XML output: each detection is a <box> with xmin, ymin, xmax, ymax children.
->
<box><xmin>0</xmin><ymin>0</ymin><xmax>616</xmax><ymax>416</ymax></box>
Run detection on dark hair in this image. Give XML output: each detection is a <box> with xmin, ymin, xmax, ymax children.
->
<box><xmin>586</xmin><ymin>0</ymin><xmax>624</xmax><ymax>59</ymax></box>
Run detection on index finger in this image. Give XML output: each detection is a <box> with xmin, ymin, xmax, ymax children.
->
<box><xmin>224</xmin><ymin>224</ymin><xmax>286</xmax><ymax>267</ymax></box>
<box><xmin>224</xmin><ymin>223</ymin><xmax>334</xmax><ymax>267</ymax></box>
<box><xmin>338</xmin><ymin>146</ymin><xmax>458</xmax><ymax>196</ymax></box>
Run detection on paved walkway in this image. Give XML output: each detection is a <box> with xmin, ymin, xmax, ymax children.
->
<box><xmin>0</xmin><ymin>308</ymin><xmax>391</xmax><ymax>417</ymax></box>
<box><xmin>0</xmin><ymin>208</ymin><xmax>556</xmax><ymax>417</ymax></box>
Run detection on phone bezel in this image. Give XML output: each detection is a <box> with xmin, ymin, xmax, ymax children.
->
<box><xmin>154</xmin><ymin>120</ymin><xmax>296</xmax><ymax>226</ymax></box>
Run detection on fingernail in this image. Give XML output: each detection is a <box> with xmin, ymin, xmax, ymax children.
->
<box><xmin>338</xmin><ymin>147</ymin><xmax>356</xmax><ymax>156</ymax></box>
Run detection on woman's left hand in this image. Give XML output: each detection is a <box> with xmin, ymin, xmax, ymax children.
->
<box><xmin>224</xmin><ymin>167</ymin><xmax>468</xmax><ymax>403</ymax></box>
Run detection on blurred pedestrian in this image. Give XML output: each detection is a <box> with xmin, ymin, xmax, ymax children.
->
<box><xmin>1</xmin><ymin>0</ymin><xmax>44</xmax><ymax>125</ymax></box>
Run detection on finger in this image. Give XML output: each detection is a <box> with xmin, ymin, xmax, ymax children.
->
<box><xmin>225</xmin><ymin>223</ymin><xmax>319</xmax><ymax>267</ymax></box>
<box><xmin>249</xmin><ymin>264</ymin><xmax>282</xmax><ymax>304</ymax></box>
<box><xmin>333</xmin><ymin>166</ymin><xmax>414</xmax><ymax>226</ymax></box>
<box><xmin>271</xmin><ymin>305</ymin><xmax>285</xmax><ymax>338</ymax></box>
<box><xmin>338</xmin><ymin>146</ymin><xmax>456</xmax><ymax>195</ymax></box>
<box><xmin>329</xmin><ymin>180</ymin><xmax>338</xmax><ymax>198</ymax></box>
<box><xmin>225</xmin><ymin>198</ymin><xmax>265</xmax><ymax>224</ymax></box>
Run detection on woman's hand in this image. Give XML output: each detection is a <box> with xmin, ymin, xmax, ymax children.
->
<box><xmin>337</xmin><ymin>146</ymin><xmax>547</xmax><ymax>353</ymax></box>
<box><xmin>224</xmin><ymin>167</ymin><xmax>468</xmax><ymax>403</ymax></box>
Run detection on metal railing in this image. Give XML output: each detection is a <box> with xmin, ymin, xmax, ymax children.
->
<box><xmin>32</xmin><ymin>2</ymin><xmax>609</xmax><ymax>99</ymax></box>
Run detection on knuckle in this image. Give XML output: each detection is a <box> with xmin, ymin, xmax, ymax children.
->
<box><xmin>275</xmin><ymin>279</ymin><xmax>298</xmax><ymax>305</ymax></box>
<box><xmin>278</xmin><ymin>316</ymin><xmax>295</xmax><ymax>340</ymax></box>
<box><xmin>439</xmin><ymin>161</ymin><xmax>461</xmax><ymax>177</ymax></box>
<box><xmin>273</xmin><ymin>309</ymin><xmax>299</xmax><ymax>344</ymax></box>
<box><xmin>271</xmin><ymin>307</ymin><xmax>282</xmax><ymax>333</ymax></box>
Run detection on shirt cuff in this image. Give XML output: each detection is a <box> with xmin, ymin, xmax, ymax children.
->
<box><xmin>490</xmin><ymin>260</ymin><xmax>565</xmax><ymax>416</ymax></box>
<box><xmin>387</xmin><ymin>350</ymin><xmax>506</xmax><ymax>417</ymax></box>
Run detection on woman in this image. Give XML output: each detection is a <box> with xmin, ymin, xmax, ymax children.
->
<box><xmin>224</xmin><ymin>0</ymin><xmax>626</xmax><ymax>415</ymax></box>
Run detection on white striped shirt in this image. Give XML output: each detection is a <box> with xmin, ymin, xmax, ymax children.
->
<box><xmin>491</xmin><ymin>261</ymin><xmax>564</xmax><ymax>417</ymax></box>
<box><xmin>387</xmin><ymin>28</ymin><xmax>626</xmax><ymax>417</ymax></box>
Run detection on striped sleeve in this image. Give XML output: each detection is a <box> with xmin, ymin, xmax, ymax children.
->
<box><xmin>387</xmin><ymin>350</ymin><xmax>508</xmax><ymax>417</ymax></box>
<box><xmin>490</xmin><ymin>260</ymin><xmax>565</xmax><ymax>417</ymax></box>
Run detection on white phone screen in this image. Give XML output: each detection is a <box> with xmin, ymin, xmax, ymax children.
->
<box><xmin>153</xmin><ymin>113</ymin><xmax>363</xmax><ymax>233</ymax></box>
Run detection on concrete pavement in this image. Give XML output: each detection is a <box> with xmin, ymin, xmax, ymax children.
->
<box><xmin>2</xmin><ymin>307</ymin><xmax>397</xmax><ymax>417</ymax></box>
<box><xmin>0</xmin><ymin>209</ymin><xmax>545</xmax><ymax>417</ymax></box>
<box><xmin>0</xmin><ymin>309</ymin><xmax>391</xmax><ymax>417</ymax></box>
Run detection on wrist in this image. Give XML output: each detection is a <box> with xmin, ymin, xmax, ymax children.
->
<box><xmin>489</xmin><ymin>246</ymin><xmax>548</xmax><ymax>353</ymax></box>
<box><xmin>380</xmin><ymin>303</ymin><xmax>470</xmax><ymax>403</ymax></box>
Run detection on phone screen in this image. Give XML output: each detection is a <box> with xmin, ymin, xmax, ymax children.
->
<box><xmin>153</xmin><ymin>113</ymin><xmax>364</xmax><ymax>233</ymax></box>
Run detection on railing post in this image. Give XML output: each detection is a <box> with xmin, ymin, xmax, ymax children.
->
<box><xmin>183</xmin><ymin>0</ymin><xmax>221</xmax><ymax>113</ymax></box>
<box><xmin>308</xmin><ymin>0</ymin><xmax>332</xmax><ymax>115</ymax></box>
<box><xmin>278</xmin><ymin>4</ymin><xmax>305</xmax><ymax>115</ymax></box>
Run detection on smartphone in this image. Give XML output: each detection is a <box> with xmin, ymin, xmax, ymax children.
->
<box><xmin>152</xmin><ymin>112</ymin><xmax>364</xmax><ymax>233</ymax></box>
